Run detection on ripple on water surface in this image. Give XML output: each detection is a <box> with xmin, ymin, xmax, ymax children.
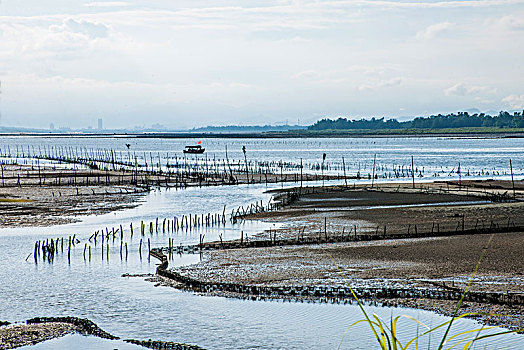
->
<box><xmin>0</xmin><ymin>139</ymin><xmax>523</xmax><ymax>348</ymax></box>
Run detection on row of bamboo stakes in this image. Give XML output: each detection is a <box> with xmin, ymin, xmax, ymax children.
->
<box><xmin>4</xmin><ymin>144</ymin><xmax>518</xmax><ymax>191</ymax></box>
<box><xmin>31</xmin><ymin>197</ymin><xmax>521</xmax><ymax>265</ymax></box>
<box><xmin>3</xmin><ymin>144</ymin><xmax>517</xmax><ymax>175</ymax></box>
<box><xmin>30</xmin><ymin>199</ymin><xmax>270</xmax><ymax>264</ymax></box>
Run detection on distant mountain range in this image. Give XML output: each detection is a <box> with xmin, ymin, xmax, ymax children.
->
<box><xmin>0</xmin><ymin>124</ymin><xmax>306</xmax><ymax>134</ymax></box>
<box><xmin>1</xmin><ymin>111</ymin><xmax>523</xmax><ymax>134</ymax></box>
<box><xmin>189</xmin><ymin>124</ymin><xmax>306</xmax><ymax>133</ymax></box>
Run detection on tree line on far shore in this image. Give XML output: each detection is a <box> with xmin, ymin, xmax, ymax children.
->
<box><xmin>308</xmin><ymin>111</ymin><xmax>524</xmax><ymax>130</ymax></box>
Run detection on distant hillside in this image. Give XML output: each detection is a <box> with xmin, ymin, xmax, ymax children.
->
<box><xmin>0</xmin><ymin>126</ymin><xmax>48</xmax><ymax>133</ymax></box>
<box><xmin>191</xmin><ymin>124</ymin><xmax>307</xmax><ymax>133</ymax></box>
<box><xmin>308</xmin><ymin>111</ymin><xmax>524</xmax><ymax>130</ymax></box>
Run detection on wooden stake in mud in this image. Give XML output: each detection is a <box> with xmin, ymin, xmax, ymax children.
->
<box><xmin>242</xmin><ymin>145</ymin><xmax>249</xmax><ymax>184</ymax></box>
<box><xmin>458</xmin><ymin>162</ymin><xmax>462</xmax><ymax>189</ymax></box>
<box><xmin>371</xmin><ymin>154</ymin><xmax>376</xmax><ymax>188</ymax></box>
<box><xmin>342</xmin><ymin>157</ymin><xmax>348</xmax><ymax>188</ymax></box>
<box><xmin>411</xmin><ymin>155</ymin><xmax>415</xmax><ymax>189</ymax></box>
<box><xmin>324</xmin><ymin>217</ymin><xmax>327</xmax><ymax>240</ymax></box>
<box><xmin>199</xmin><ymin>234</ymin><xmax>203</xmax><ymax>251</ymax></box>
<box><xmin>300</xmin><ymin>158</ymin><xmax>303</xmax><ymax>191</ymax></box>
<box><xmin>322</xmin><ymin>153</ymin><xmax>326</xmax><ymax>188</ymax></box>
<box><xmin>67</xmin><ymin>240</ymin><xmax>71</xmax><ymax>264</ymax></box>
<box><xmin>510</xmin><ymin>159</ymin><xmax>516</xmax><ymax>199</ymax></box>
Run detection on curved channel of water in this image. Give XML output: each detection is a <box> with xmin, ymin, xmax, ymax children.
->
<box><xmin>0</xmin><ymin>182</ymin><xmax>522</xmax><ymax>349</ymax></box>
<box><xmin>1</xmin><ymin>136</ymin><xmax>523</xmax><ymax>349</ymax></box>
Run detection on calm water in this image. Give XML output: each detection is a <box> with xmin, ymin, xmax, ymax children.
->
<box><xmin>1</xmin><ymin>136</ymin><xmax>523</xmax><ymax>349</ymax></box>
<box><xmin>1</xmin><ymin>136</ymin><xmax>523</xmax><ymax>180</ymax></box>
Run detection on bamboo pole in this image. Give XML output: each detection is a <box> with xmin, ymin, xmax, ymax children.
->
<box><xmin>411</xmin><ymin>155</ymin><xmax>415</xmax><ymax>189</ymax></box>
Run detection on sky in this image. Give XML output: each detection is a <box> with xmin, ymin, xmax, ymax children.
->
<box><xmin>0</xmin><ymin>0</ymin><xmax>523</xmax><ymax>129</ymax></box>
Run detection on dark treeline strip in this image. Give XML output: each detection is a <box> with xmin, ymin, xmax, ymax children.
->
<box><xmin>309</xmin><ymin>111</ymin><xmax>524</xmax><ymax>130</ymax></box>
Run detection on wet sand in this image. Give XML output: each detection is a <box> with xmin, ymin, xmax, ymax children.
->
<box><xmin>0</xmin><ymin>163</ymin><xmax>341</xmax><ymax>228</ymax></box>
<box><xmin>0</xmin><ymin>164</ymin><xmax>146</xmax><ymax>227</ymax></box>
<box><xmin>0</xmin><ymin>322</ymin><xmax>75</xmax><ymax>349</ymax></box>
<box><xmin>171</xmin><ymin>181</ymin><xmax>524</xmax><ymax>329</ymax></box>
<box><xmin>253</xmin><ymin>180</ymin><xmax>524</xmax><ymax>240</ymax></box>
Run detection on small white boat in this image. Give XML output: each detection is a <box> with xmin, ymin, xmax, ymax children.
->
<box><xmin>183</xmin><ymin>145</ymin><xmax>205</xmax><ymax>154</ymax></box>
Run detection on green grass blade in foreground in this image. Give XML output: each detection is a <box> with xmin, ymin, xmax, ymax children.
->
<box><xmin>331</xmin><ymin>255</ymin><xmax>385</xmax><ymax>349</ymax></box>
<box><xmin>403</xmin><ymin>314</ymin><xmax>468</xmax><ymax>349</ymax></box>
<box><xmin>373</xmin><ymin>313</ymin><xmax>392</xmax><ymax>349</ymax></box>
<box><xmin>331</xmin><ymin>235</ymin><xmax>522</xmax><ymax>350</ymax></box>
<box><xmin>467</xmin><ymin>314</ymin><xmax>490</xmax><ymax>349</ymax></box>
<box><xmin>403</xmin><ymin>311</ymin><xmax>504</xmax><ymax>348</ymax></box>
<box><xmin>390</xmin><ymin>315</ymin><xmax>401</xmax><ymax>350</ymax></box>
<box><xmin>462</xmin><ymin>329</ymin><xmax>524</xmax><ymax>349</ymax></box>
<box><xmin>441</xmin><ymin>326</ymin><xmax>497</xmax><ymax>349</ymax></box>
<box><xmin>338</xmin><ymin>319</ymin><xmax>376</xmax><ymax>349</ymax></box>
<box><xmin>437</xmin><ymin>234</ymin><xmax>495</xmax><ymax>350</ymax></box>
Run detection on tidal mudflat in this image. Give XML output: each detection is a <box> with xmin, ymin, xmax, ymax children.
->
<box><xmin>170</xmin><ymin>181</ymin><xmax>524</xmax><ymax>330</ymax></box>
<box><xmin>1</xmin><ymin>136</ymin><xmax>524</xmax><ymax>349</ymax></box>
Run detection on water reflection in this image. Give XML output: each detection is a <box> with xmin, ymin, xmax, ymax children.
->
<box><xmin>1</xmin><ymin>137</ymin><xmax>523</xmax><ymax>348</ymax></box>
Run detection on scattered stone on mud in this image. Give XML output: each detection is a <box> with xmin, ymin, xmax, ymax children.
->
<box><xmin>0</xmin><ymin>322</ymin><xmax>75</xmax><ymax>349</ymax></box>
<box><xmin>0</xmin><ymin>164</ymin><xmax>147</xmax><ymax>228</ymax></box>
<box><xmin>122</xmin><ymin>273</ymin><xmax>155</xmax><ymax>278</ymax></box>
<box><xmin>124</xmin><ymin>338</ymin><xmax>206</xmax><ymax>349</ymax></box>
<box><xmin>168</xmin><ymin>181</ymin><xmax>524</xmax><ymax>331</ymax></box>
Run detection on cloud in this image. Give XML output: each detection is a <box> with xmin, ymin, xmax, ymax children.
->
<box><xmin>1</xmin><ymin>71</ymin><xmax>258</xmax><ymax>111</ymax></box>
<box><xmin>377</xmin><ymin>77</ymin><xmax>403</xmax><ymax>88</ymax></box>
<box><xmin>502</xmin><ymin>94</ymin><xmax>524</xmax><ymax>109</ymax></box>
<box><xmin>84</xmin><ymin>2</ymin><xmax>129</xmax><ymax>7</ymax></box>
<box><xmin>277</xmin><ymin>36</ymin><xmax>311</xmax><ymax>43</ymax></box>
<box><xmin>291</xmin><ymin>66</ymin><xmax>400</xmax><ymax>84</ymax></box>
<box><xmin>0</xmin><ymin>16</ymin><xmax>123</xmax><ymax>64</ymax></box>
<box><xmin>318</xmin><ymin>0</ymin><xmax>524</xmax><ymax>9</ymax></box>
<box><xmin>51</xmin><ymin>18</ymin><xmax>110</xmax><ymax>39</ymax></box>
<box><xmin>357</xmin><ymin>77</ymin><xmax>403</xmax><ymax>91</ymax></box>
<box><xmin>291</xmin><ymin>70</ymin><xmax>321</xmax><ymax>79</ymax></box>
<box><xmin>444</xmin><ymin>83</ymin><xmax>494</xmax><ymax>96</ymax></box>
<box><xmin>494</xmin><ymin>14</ymin><xmax>524</xmax><ymax>31</ymax></box>
<box><xmin>1</xmin><ymin>0</ymin><xmax>523</xmax><ymax>128</ymax></box>
<box><xmin>416</xmin><ymin>22</ymin><xmax>454</xmax><ymax>40</ymax></box>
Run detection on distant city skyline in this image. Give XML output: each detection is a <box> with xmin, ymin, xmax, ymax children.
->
<box><xmin>1</xmin><ymin>1</ymin><xmax>523</xmax><ymax>129</ymax></box>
